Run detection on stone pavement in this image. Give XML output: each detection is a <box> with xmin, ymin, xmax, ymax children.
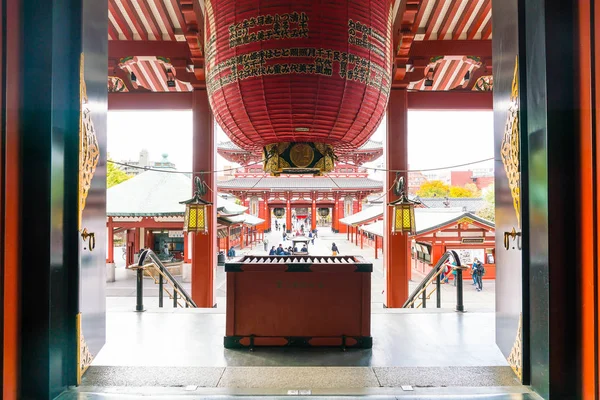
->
<box><xmin>107</xmin><ymin>224</ymin><xmax>495</xmax><ymax>312</ymax></box>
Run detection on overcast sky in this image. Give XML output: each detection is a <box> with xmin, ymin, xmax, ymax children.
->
<box><xmin>107</xmin><ymin>110</ymin><xmax>494</xmax><ymax>176</ymax></box>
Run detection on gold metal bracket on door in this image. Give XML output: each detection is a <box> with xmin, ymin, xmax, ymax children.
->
<box><xmin>503</xmin><ymin>227</ymin><xmax>522</xmax><ymax>250</ymax></box>
<box><xmin>81</xmin><ymin>228</ymin><xmax>96</xmax><ymax>251</ymax></box>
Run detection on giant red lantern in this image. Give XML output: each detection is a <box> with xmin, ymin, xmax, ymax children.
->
<box><xmin>205</xmin><ymin>1</ymin><xmax>393</xmax><ymax>175</ymax></box>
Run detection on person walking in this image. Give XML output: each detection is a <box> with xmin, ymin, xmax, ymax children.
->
<box><xmin>331</xmin><ymin>242</ymin><xmax>340</xmax><ymax>256</ymax></box>
<box><xmin>471</xmin><ymin>258</ymin><xmax>481</xmax><ymax>286</ymax></box>
<box><xmin>474</xmin><ymin>260</ymin><xmax>485</xmax><ymax>291</ymax></box>
<box><xmin>263</xmin><ymin>237</ymin><xmax>269</xmax><ymax>251</ymax></box>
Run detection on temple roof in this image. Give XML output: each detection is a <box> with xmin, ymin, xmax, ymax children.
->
<box><xmin>218</xmin><ymin>177</ymin><xmax>383</xmax><ymax>190</ymax></box>
<box><xmin>416</xmin><ymin>197</ymin><xmax>488</xmax><ymax>213</ymax></box>
<box><xmin>106</xmin><ymin>169</ymin><xmax>263</xmax><ymax>226</ymax></box>
<box><xmin>343</xmin><ymin>207</ymin><xmax>494</xmax><ymax>237</ymax></box>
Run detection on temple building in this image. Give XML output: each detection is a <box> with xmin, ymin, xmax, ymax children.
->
<box><xmin>217</xmin><ymin>140</ymin><xmax>384</xmax><ymax>233</ymax></box>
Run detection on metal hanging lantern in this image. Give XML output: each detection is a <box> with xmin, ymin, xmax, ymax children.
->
<box><xmin>318</xmin><ymin>207</ymin><xmax>330</xmax><ymax>217</ymax></box>
<box><xmin>180</xmin><ymin>177</ymin><xmax>212</xmax><ymax>234</ymax></box>
<box><xmin>273</xmin><ymin>208</ymin><xmax>285</xmax><ymax>219</ymax></box>
<box><xmin>388</xmin><ymin>174</ymin><xmax>419</xmax><ymax>235</ymax></box>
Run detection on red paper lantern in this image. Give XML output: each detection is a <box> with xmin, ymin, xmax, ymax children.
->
<box><xmin>204</xmin><ymin>0</ymin><xmax>393</xmax><ymax>160</ymax></box>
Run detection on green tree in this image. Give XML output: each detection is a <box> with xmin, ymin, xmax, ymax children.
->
<box><xmin>416</xmin><ymin>180</ymin><xmax>449</xmax><ymax>197</ymax></box>
<box><xmin>477</xmin><ymin>184</ymin><xmax>495</xmax><ymax>222</ymax></box>
<box><xmin>107</xmin><ymin>160</ymin><xmax>133</xmax><ymax>188</ymax></box>
<box><xmin>449</xmin><ymin>186</ymin><xmax>476</xmax><ymax>198</ymax></box>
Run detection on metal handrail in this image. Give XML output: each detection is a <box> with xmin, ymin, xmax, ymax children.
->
<box><xmin>402</xmin><ymin>250</ymin><xmax>465</xmax><ymax>312</ymax></box>
<box><xmin>132</xmin><ymin>249</ymin><xmax>197</xmax><ymax>311</ymax></box>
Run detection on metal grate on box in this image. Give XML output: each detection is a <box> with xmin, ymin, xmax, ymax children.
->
<box><xmin>236</xmin><ymin>255</ymin><xmax>364</xmax><ymax>264</ymax></box>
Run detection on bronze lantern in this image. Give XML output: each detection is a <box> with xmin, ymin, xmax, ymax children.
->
<box><xmin>180</xmin><ymin>177</ymin><xmax>212</xmax><ymax>234</ymax></box>
<box><xmin>318</xmin><ymin>207</ymin><xmax>330</xmax><ymax>217</ymax></box>
<box><xmin>273</xmin><ymin>208</ymin><xmax>285</xmax><ymax>219</ymax></box>
<box><xmin>388</xmin><ymin>175</ymin><xmax>419</xmax><ymax>235</ymax></box>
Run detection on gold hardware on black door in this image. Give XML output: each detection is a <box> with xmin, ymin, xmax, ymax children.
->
<box><xmin>81</xmin><ymin>228</ymin><xmax>95</xmax><ymax>251</ymax></box>
<box><xmin>503</xmin><ymin>227</ymin><xmax>522</xmax><ymax>250</ymax></box>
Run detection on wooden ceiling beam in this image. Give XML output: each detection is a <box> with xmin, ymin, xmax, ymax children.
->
<box><xmin>120</xmin><ymin>0</ymin><xmax>149</xmax><ymax>40</ymax></box>
<box><xmin>153</xmin><ymin>0</ymin><xmax>177</xmax><ymax>40</ymax></box>
<box><xmin>136</xmin><ymin>0</ymin><xmax>163</xmax><ymax>40</ymax></box>
<box><xmin>437</xmin><ymin>0</ymin><xmax>463</xmax><ymax>40</ymax></box>
<box><xmin>109</xmin><ymin>0</ymin><xmax>134</xmax><ymax>40</ymax></box>
<box><xmin>423</xmin><ymin>0</ymin><xmax>445</xmax><ymax>40</ymax></box>
<box><xmin>109</xmin><ymin>40</ymin><xmax>192</xmax><ymax>59</ymax></box>
<box><xmin>467</xmin><ymin>0</ymin><xmax>491</xmax><ymax>40</ymax></box>
<box><xmin>452</xmin><ymin>0</ymin><xmax>479</xmax><ymax>40</ymax></box>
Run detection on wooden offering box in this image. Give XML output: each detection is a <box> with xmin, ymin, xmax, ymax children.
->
<box><xmin>224</xmin><ymin>255</ymin><xmax>372</xmax><ymax>349</ymax></box>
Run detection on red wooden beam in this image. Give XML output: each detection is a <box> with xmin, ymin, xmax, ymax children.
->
<box><xmin>168</xmin><ymin>0</ymin><xmax>188</xmax><ymax>35</ymax></box>
<box><xmin>410</xmin><ymin>39</ymin><xmax>492</xmax><ymax>58</ymax></box>
<box><xmin>467</xmin><ymin>0</ymin><xmax>491</xmax><ymax>40</ymax></box>
<box><xmin>109</xmin><ymin>40</ymin><xmax>192</xmax><ymax>59</ymax></box>
<box><xmin>452</xmin><ymin>0</ymin><xmax>480</xmax><ymax>40</ymax></box>
<box><xmin>109</xmin><ymin>0</ymin><xmax>134</xmax><ymax>40</ymax></box>
<box><xmin>108</xmin><ymin>91</ymin><xmax>194</xmax><ymax>110</ymax></box>
<box><xmin>481</xmin><ymin>17</ymin><xmax>492</xmax><ymax>40</ymax></box>
<box><xmin>437</xmin><ymin>0</ymin><xmax>462</xmax><ymax>40</ymax></box>
<box><xmin>412</xmin><ymin>0</ymin><xmax>431</xmax><ymax>33</ymax></box>
<box><xmin>423</xmin><ymin>0</ymin><xmax>445</xmax><ymax>40</ymax></box>
<box><xmin>120</xmin><ymin>0</ymin><xmax>149</xmax><ymax>40</ymax></box>
<box><xmin>136</xmin><ymin>0</ymin><xmax>163</xmax><ymax>41</ymax></box>
<box><xmin>407</xmin><ymin>91</ymin><xmax>493</xmax><ymax>110</ymax></box>
<box><xmin>154</xmin><ymin>0</ymin><xmax>177</xmax><ymax>40</ymax></box>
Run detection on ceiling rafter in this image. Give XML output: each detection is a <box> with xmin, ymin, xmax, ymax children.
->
<box><xmin>467</xmin><ymin>0</ymin><xmax>490</xmax><ymax>40</ymax></box>
<box><xmin>135</xmin><ymin>0</ymin><xmax>162</xmax><ymax>40</ymax></box>
<box><xmin>153</xmin><ymin>0</ymin><xmax>177</xmax><ymax>40</ymax></box>
<box><xmin>423</xmin><ymin>0</ymin><xmax>445</xmax><ymax>40</ymax></box>
<box><xmin>451</xmin><ymin>0</ymin><xmax>480</xmax><ymax>40</ymax></box>
<box><xmin>109</xmin><ymin>0</ymin><xmax>134</xmax><ymax>40</ymax></box>
<box><xmin>120</xmin><ymin>0</ymin><xmax>149</xmax><ymax>40</ymax></box>
<box><xmin>437</xmin><ymin>0</ymin><xmax>463</xmax><ymax>40</ymax></box>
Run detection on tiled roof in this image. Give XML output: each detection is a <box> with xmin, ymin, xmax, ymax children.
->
<box><xmin>218</xmin><ymin>177</ymin><xmax>383</xmax><ymax>190</ymax></box>
<box><xmin>416</xmin><ymin>197</ymin><xmax>488</xmax><ymax>213</ymax></box>
<box><xmin>340</xmin><ymin>205</ymin><xmax>383</xmax><ymax>226</ymax></box>
<box><xmin>341</xmin><ymin>208</ymin><xmax>494</xmax><ymax>237</ymax></box>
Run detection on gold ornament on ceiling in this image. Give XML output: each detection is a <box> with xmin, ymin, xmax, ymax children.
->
<box><xmin>501</xmin><ymin>57</ymin><xmax>521</xmax><ymax>228</ymax></box>
<box><xmin>79</xmin><ymin>53</ymin><xmax>100</xmax><ymax>230</ymax></box>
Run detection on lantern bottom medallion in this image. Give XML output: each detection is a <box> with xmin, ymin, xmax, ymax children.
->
<box><xmin>263</xmin><ymin>142</ymin><xmax>335</xmax><ymax>176</ymax></box>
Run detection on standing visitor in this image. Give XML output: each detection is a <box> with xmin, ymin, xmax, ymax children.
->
<box><xmin>474</xmin><ymin>260</ymin><xmax>485</xmax><ymax>291</ymax></box>
<box><xmin>263</xmin><ymin>237</ymin><xmax>269</xmax><ymax>251</ymax></box>
<box><xmin>227</xmin><ymin>246</ymin><xmax>236</xmax><ymax>259</ymax></box>
<box><xmin>331</xmin><ymin>242</ymin><xmax>339</xmax><ymax>256</ymax></box>
<box><xmin>471</xmin><ymin>258</ymin><xmax>482</xmax><ymax>286</ymax></box>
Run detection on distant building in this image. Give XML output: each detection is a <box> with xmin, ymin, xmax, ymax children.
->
<box><xmin>116</xmin><ymin>149</ymin><xmax>176</xmax><ymax>175</ymax></box>
<box><xmin>450</xmin><ymin>169</ymin><xmax>494</xmax><ymax>190</ymax></box>
<box><xmin>408</xmin><ymin>171</ymin><xmax>427</xmax><ymax>195</ymax></box>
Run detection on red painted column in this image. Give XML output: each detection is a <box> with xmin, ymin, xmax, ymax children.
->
<box><xmin>374</xmin><ymin>236</ymin><xmax>378</xmax><ymax>259</ymax></box>
<box><xmin>107</xmin><ymin>217</ymin><xmax>114</xmax><ymax>263</ymax></box>
<box><xmin>385</xmin><ymin>89</ymin><xmax>409</xmax><ymax>308</ymax></box>
<box><xmin>360</xmin><ymin>229</ymin><xmax>364</xmax><ymax>249</ymax></box>
<box><xmin>134</xmin><ymin>228</ymin><xmax>141</xmax><ymax>254</ymax></box>
<box><xmin>225</xmin><ymin>227</ymin><xmax>230</xmax><ymax>252</ymax></box>
<box><xmin>311</xmin><ymin>199</ymin><xmax>317</xmax><ymax>231</ymax></box>
<box><xmin>286</xmin><ymin>198</ymin><xmax>292</xmax><ymax>232</ymax></box>
<box><xmin>241</xmin><ymin>226</ymin><xmax>245</xmax><ymax>249</ymax></box>
<box><xmin>192</xmin><ymin>89</ymin><xmax>216</xmax><ymax>307</ymax></box>
<box><xmin>184</xmin><ymin>232</ymin><xmax>190</xmax><ymax>262</ymax></box>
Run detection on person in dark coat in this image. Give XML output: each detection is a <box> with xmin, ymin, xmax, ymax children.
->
<box><xmin>331</xmin><ymin>243</ymin><xmax>339</xmax><ymax>255</ymax></box>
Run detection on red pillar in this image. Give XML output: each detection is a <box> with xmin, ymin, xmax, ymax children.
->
<box><xmin>107</xmin><ymin>217</ymin><xmax>114</xmax><ymax>263</ymax></box>
<box><xmin>241</xmin><ymin>225</ymin><xmax>245</xmax><ymax>249</ymax></box>
<box><xmin>184</xmin><ymin>231</ymin><xmax>190</xmax><ymax>262</ymax></box>
<box><xmin>385</xmin><ymin>89</ymin><xmax>409</xmax><ymax>308</ymax></box>
<box><xmin>360</xmin><ymin>229</ymin><xmax>364</xmax><ymax>249</ymax></box>
<box><xmin>374</xmin><ymin>236</ymin><xmax>378</xmax><ymax>259</ymax></box>
<box><xmin>192</xmin><ymin>89</ymin><xmax>216</xmax><ymax>307</ymax></box>
<box><xmin>311</xmin><ymin>199</ymin><xmax>317</xmax><ymax>231</ymax></box>
<box><xmin>225</xmin><ymin>227</ymin><xmax>230</xmax><ymax>252</ymax></box>
<box><xmin>286</xmin><ymin>198</ymin><xmax>292</xmax><ymax>232</ymax></box>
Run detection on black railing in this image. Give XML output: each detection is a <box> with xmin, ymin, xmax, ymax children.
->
<box><xmin>402</xmin><ymin>250</ymin><xmax>465</xmax><ymax>312</ymax></box>
<box><xmin>134</xmin><ymin>249</ymin><xmax>197</xmax><ymax>311</ymax></box>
